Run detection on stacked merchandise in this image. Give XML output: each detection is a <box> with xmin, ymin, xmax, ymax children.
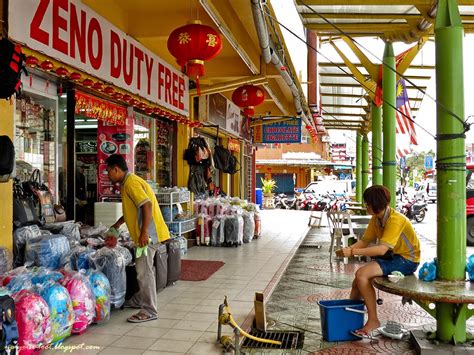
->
<box><xmin>194</xmin><ymin>197</ymin><xmax>261</xmax><ymax>247</ymax></box>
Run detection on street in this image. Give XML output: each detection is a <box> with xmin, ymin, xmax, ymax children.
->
<box><xmin>407</xmin><ymin>201</ymin><xmax>474</xmax><ymax>264</ymax></box>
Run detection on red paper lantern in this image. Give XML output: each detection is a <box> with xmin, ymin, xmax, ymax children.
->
<box><xmin>145</xmin><ymin>108</ymin><xmax>154</xmax><ymax>115</ymax></box>
<box><xmin>92</xmin><ymin>82</ymin><xmax>103</xmax><ymax>91</ymax></box>
<box><xmin>70</xmin><ymin>72</ymin><xmax>81</xmax><ymax>81</ymax></box>
<box><xmin>82</xmin><ymin>79</ymin><xmax>93</xmax><ymax>87</ymax></box>
<box><xmin>153</xmin><ymin>108</ymin><xmax>162</xmax><ymax>115</ymax></box>
<box><xmin>131</xmin><ymin>99</ymin><xmax>140</xmax><ymax>107</ymax></box>
<box><xmin>167</xmin><ymin>21</ymin><xmax>222</xmax><ymax>79</ymax></box>
<box><xmin>26</xmin><ymin>56</ymin><xmax>39</xmax><ymax>67</ymax></box>
<box><xmin>40</xmin><ymin>60</ymin><xmax>54</xmax><ymax>71</ymax></box>
<box><xmin>113</xmin><ymin>92</ymin><xmax>123</xmax><ymax>100</ymax></box>
<box><xmin>104</xmin><ymin>87</ymin><xmax>115</xmax><ymax>95</ymax></box>
<box><xmin>122</xmin><ymin>94</ymin><xmax>132</xmax><ymax>102</ymax></box>
<box><xmin>55</xmin><ymin>67</ymin><xmax>69</xmax><ymax>78</ymax></box>
<box><xmin>232</xmin><ymin>85</ymin><xmax>265</xmax><ymax>117</ymax></box>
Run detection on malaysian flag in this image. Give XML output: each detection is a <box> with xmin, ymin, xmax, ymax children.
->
<box><xmin>395</xmin><ymin>79</ymin><xmax>417</xmax><ymax>160</ymax></box>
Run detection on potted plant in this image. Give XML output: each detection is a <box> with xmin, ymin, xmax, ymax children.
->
<box><xmin>261</xmin><ymin>178</ymin><xmax>277</xmax><ymax>209</ymax></box>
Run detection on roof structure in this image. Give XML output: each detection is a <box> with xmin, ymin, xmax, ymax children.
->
<box><xmin>294</xmin><ymin>0</ymin><xmax>474</xmax><ymax>132</ymax></box>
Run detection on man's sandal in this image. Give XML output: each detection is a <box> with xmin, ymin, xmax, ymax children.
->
<box><xmin>127</xmin><ymin>312</ymin><xmax>158</xmax><ymax>323</ymax></box>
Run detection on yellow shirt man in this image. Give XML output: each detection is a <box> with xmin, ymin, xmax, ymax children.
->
<box><xmin>121</xmin><ymin>173</ymin><xmax>170</xmax><ymax>244</ymax></box>
<box><xmin>362</xmin><ymin>207</ymin><xmax>420</xmax><ymax>263</ymax></box>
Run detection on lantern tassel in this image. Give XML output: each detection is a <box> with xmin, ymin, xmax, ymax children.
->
<box><xmin>196</xmin><ymin>77</ymin><xmax>201</xmax><ymax>96</ymax></box>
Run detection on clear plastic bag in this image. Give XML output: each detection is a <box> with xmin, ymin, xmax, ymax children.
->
<box><xmin>79</xmin><ymin>224</ymin><xmax>108</xmax><ymax>239</ymax></box>
<box><xmin>0</xmin><ymin>247</ymin><xmax>13</xmax><ymax>274</ymax></box>
<box><xmin>25</xmin><ymin>234</ymin><xmax>70</xmax><ymax>269</ymax></box>
<box><xmin>34</xmin><ymin>279</ymin><xmax>73</xmax><ymax>344</ymax></box>
<box><xmin>86</xmin><ymin>269</ymin><xmax>111</xmax><ymax>324</ymax></box>
<box><xmin>31</xmin><ymin>267</ymin><xmax>64</xmax><ymax>285</ymax></box>
<box><xmin>13</xmin><ymin>225</ymin><xmax>42</xmax><ymax>267</ymax></box>
<box><xmin>61</xmin><ymin>246</ymin><xmax>95</xmax><ymax>271</ymax></box>
<box><xmin>13</xmin><ymin>289</ymin><xmax>53</xmax><ymax>353</ymax></box>
<box><xmin>59</xmin><ymin>270</ymin><xmax>95</xmax><ymax>334</ymax></box>
<box><xmin>89</xmin><ymin>245</ymin><xmax>132</xmax><ymax>308</ymax></box>
<box><xmin>211</xmin><ymin>215</ymin><xmax>226</xmax><ymax>247</ymax></box>
<box><xmin>242</xmin><ymin>212</ymin><xmax>255</xmax><ymax>243</ymax></box>
<box><xmin>6</xmin><ymin>269</ymin><xmax>34</xmax><ymax>293</ymax></box>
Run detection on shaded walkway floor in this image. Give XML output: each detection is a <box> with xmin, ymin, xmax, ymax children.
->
<box><xmin>259</xmin><ymin>224</ymin><xmax>474</xmax><ymax>354</ymax></box>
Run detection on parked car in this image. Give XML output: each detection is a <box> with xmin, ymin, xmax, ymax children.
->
<box><xmin>415</xmin><ymin>182</ymin><xmax>437</xmax><ymax>203</ymax></box>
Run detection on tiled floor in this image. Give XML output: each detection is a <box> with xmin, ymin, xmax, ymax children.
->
<box><xmin>44</xmin><ymin>210</ymin><xmax>311</xmax><ymax>354</ymax></box>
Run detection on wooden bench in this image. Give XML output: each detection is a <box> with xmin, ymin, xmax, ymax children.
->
<box><xmin>373</xmin><ymin>275</ymin><xmax>474</xmax><ymax>319</ymax></box>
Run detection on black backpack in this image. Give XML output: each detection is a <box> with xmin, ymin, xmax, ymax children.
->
<box><xmin>0</xmin><ymin>294</ymin><xmax>18</xmax><ymax>352</ymax></box>
<box><xmin>0</xmin><ymin>135</ymin><xmax>15</xmax><ymax>183</ymax></box>
<box><xmin>213</xmin><ymin>145</ymin><xmax>240</xmax><ymax>175</ymax></box>
<box><xmin>0</xmin><ymin>38</ymin><xmax>26</xmax><ymax>99</ymax></box>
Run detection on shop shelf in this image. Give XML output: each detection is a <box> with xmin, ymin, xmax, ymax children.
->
<box><xmin>166</xmin><ymin>217</ymin><xmax>196</xmax><ymax>235</ymax></box>
<box><xmin>156</xmin><ymin>190</ymin><xmax>190</xmax><ymax>204</ymax></box>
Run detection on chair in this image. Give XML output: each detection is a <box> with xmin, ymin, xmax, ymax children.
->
<box><xmin>327</xmin><ymin>211</ymin><xmax>357</xmax><ymax>263</ymax></box>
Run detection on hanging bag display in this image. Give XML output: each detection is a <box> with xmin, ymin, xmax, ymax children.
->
<box><xmin>0</xmin><ymin>38</ymin><xmax>27</xmax><ymax>100</ymax></box>
<box><xmin>13</xmin><ymin>179</ymin><xmax>40</xmax><ymax>228</ymax></box>
<box><xmin>0</xmin><ymin>135</ymin><xmax>15</xmax><ymax>183</ymax></box>
<box><xmin>24</xmin><ymin>169</ymin><xmax>55</xmax><ymax>224</ymax></box>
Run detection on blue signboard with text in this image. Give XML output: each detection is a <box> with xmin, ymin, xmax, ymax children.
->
<box><xmin>424</xmin><ymin>155</ymin><xmax>433</xmax><ymax>170</ymax></box>
<box><xmin>257</xmin><ymin>118</ymin><xmax>302</xmax><ymax>144</ymax></box>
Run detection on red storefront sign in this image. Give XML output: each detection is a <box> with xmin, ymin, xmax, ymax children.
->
<box><xmin>9</xmin><ymin>0</ymin><xmax>189</xmax><ymax>117</ymax></box>
<box><xmin>75</xmin><ymin>92</ymin><xmax>126</xmax><ymax>125</ymax></box>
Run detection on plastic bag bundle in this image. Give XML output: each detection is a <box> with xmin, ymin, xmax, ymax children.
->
<box><xmin>1</xmin><ymin>266</ymin><xmax>29</xmax><ymax>287</ymax></box>
<box><xmin>175</xmin><ymin>236</ymin><xmax>188</xmax><ymax>256</ymax></box>
<box><xmin>61</xmin><ymin>246</ymin><xmax>95</xmax><ymax>271</ymax></box>
<box><xmin>79</xmin><ymin>224</ymin><xmax>108</xmax><ymax>239</ymax></box>
<box><xmin>224</xmin><ymin>215</ymin><xmax>240</xmax><ymax>247</ymax></box>
<box><xmin>13</xmin><ymin>225</ymin><xmax>42</xmax><ymax>267</ymax></box>
<box><xmin>31</xmin><ymin>267</ymin><xmax>64</xmax><ymax>285</ymax></box>
<box><xmin>89</xmin><ymin>246</ymin><xmax>132</xmax><ymax>308</ymax></box>
<box><xmin>0</xmin><ymin>247</ymin><xmax>13</xmax><ymax>274</ymax></box>
<box><xmin>35</xmin><ymin>280</ymin><xmax>73</xmax><ymax>344</ymax></box>
<box><xmin>254</xmin><ymin>212</ymin><xmax>261</xmax><ymax>238</ymax></box>
<box><xmin>86</xmin><ymin>270</ymin><xmax>111</xmax><ymax>324</ymax></box>
<box><xmin>242</xmin><ymin>212</ymin><xmax>255</xmax><ymax>243</ymax></box>
<box><xmin>418</xmin><ymin>260</ymin><xmax>437</xmax><ymax>282</ymax></box>
<box><xmin>160</xmin><ymin>205</ymin><xmax>179</xmax><ymax>222</ymax></box>
<box><xmin>13</xmin><ymin>289</ymin><xmax>52</xmax><ymax>354</ymax></box>
<box><xmin>42</xmin><ymin>221</ymin><xmax>81</xmax><ymax>246</ymax></box>
<box><xmin>467</xmin><ymin>255</ymin><xmax>474</xmax><ymax>281</ymax></box>
<box><xmin>25</xmin><ymin>234</ymin><xmax>70</xmax><ymax>269</ymax></box>
<box><xmin>59</xmin><ymin>271</ymin><xmax>95</xmax><ymax>334</ymax></box>
<box><xmin>211</xmin><ymin>215</ymin><xmax>226</xmax><ymax>247</ymax></box>
<box><xmin>6</xmin><ymin>270</ymin><xmax>34</xmax><ymax>294</ymax></box>
<box><xmin>196</xmin><ymin>214</ymin><xmax>212</xmax><ymax>246</ymax></box>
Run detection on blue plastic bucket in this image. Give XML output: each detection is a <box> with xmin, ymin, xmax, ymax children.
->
<box><xmin>255</xmin><ymin>188</ymin><xmax>263</xmax><ymax>209</ymax></box>
<box><xmin>318</xmin><ymin>299</ymin><xmax>365</xmax><ymax>341</ymax></box>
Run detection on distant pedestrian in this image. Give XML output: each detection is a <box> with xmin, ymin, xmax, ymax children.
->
<box><xmin>105</xmin><ymin>154</ymin><xmax>170</xmax><ymax>323</ymax></box>
<box><xmin>336</xmin><ymin>185</ymin><xmax>420</xmax><ymax>337</ymax></box>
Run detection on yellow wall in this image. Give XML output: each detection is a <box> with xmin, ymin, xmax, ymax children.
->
<box><xmin>0</xmin><ymin>101</ymin><xmax>14</xmax><ymax>251</ymax></box>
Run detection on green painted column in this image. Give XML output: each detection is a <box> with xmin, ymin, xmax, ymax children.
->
<box><xmin>362</xmin><ymin>134</ymin><xmax>369</xmax><ymax>191</ymax></box>
<box><xmin>356</xmin><ymin>132</ymin><xmax>362</xmax><ymax>202</ymax></box>
<box><xmin>382</xmin><ymin>42</ymin><xmax>396</xmax><ymax>208</ymax></box>
<box><xmin>435</xmin><ymin>0</ymin><xmax>466</xmax><ymax>343</ymax></box>
<box><xmin>371</xmin><ymin>103</ymin><xmax>383</xmax><ymax>185</ymax></box>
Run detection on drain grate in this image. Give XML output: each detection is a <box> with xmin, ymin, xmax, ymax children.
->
<box><xmin>300</xmin><ymin>243</ymin><xmax>322</xmax><ymax>248</ymax></box>
<box><xmin>241</xmin><ymin>330</ymin><xmax>304</xmax><ymax>349</ymax></box>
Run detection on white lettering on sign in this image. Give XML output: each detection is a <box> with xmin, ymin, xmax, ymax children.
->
<box><xmin>9</xmin><ymin>0</ymin><xmax>189</xmax><ymax>117</ymax></box>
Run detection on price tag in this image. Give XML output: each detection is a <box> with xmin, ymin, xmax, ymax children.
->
<box><xmin>213</xmin><ymin>220</ymin><xmax>220</xmax><ymax>229</ymax></box>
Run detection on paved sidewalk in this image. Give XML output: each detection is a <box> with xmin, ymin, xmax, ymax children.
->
<box><xmin>48</xmin><ymin>210</ymin><xmax>311</xmax><ymax>355</ymax></box>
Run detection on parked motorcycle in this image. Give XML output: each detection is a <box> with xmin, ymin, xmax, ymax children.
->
<box><xmin>399</xmin><ymin>198</ymin><xmax>428</xmax><ymax>223</ymax></box>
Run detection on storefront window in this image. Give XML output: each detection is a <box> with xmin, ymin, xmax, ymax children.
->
<box><xmin>156</xmin><ymin>119</ymin><xmax>174</xmax><ymax>187</ymax></box>
<box><xmin>14</xmin><ymin>91</ymin><xmax>58</xmax><ymax>198</ymax></box>
<box><xmin>134</xmin><ymin>113</ymin><xmax>153</xmax><ymax>181</ymax></box>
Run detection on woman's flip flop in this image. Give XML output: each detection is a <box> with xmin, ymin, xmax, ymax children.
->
<box><xmin>351</xmin><ymin>329</ymin><xmax>380</xmax><ymax>340</ymax></box>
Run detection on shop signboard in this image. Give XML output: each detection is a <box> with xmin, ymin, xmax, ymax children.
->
<box><xmin>254</xmin><ymin>118</ymin><xmax>302</xmax><ymax>144</ymax></box>
<box><xmin>228</xmin><ymin>138</ymin><xmax>240</xmax><ymax>153</ymax></box>
<box><xmin>226</xmin><ymin>101</ymin><xmax>242</xmax><ymax>137</ymax></box>
<box><xmin>201</xmin><ymin>93</ymin><xmax>242</xmax><ymax>137</ymax></box>
<box><xmin>9</xmin><ymin>0</ymin><xmax>189</xmax><ymax>117</ymax></box>
<box><xmin>97</xmin><ymin>117</ymin><xmax>134</xmax><ymax>201</ymax></box>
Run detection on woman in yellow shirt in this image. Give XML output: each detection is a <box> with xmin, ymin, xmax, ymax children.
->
<box><xmin>337</xmin><ymin>185</ymin><xmax>420</xmax><ymax>337</ymax></box>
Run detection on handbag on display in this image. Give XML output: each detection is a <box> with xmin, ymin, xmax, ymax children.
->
<box><xmin>54</xmin><ymin>204</ymin><xmax>67</xmax><ymax>222</ymax></box>
<box><xmin>23</xmin><ymin>169</ymin><xmax>55</xmax><ymax>224</ymax></box>
<box><xmin>13</xmin><ymin>179</ymin><xmax>40</xmax><ymax>228</ymax></box>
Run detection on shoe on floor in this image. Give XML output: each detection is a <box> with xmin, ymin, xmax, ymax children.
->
<box><xmin>127</xmin><ymin>312</ymin><xmax>158</xmax><ymax>323</ymax></box>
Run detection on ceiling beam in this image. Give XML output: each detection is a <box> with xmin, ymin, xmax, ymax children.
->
<box><xmin>320</xmin><ymin>82</ymin><xmax>428</xmax><ymax>91</ymax></box>
<box><xmin>190</xmin><ymin>75</ymin><xmax>267</xmax><ymax>97</ymax></box>
<box><xmin>323</xmin><ymin>112</ymin><xmax>365</xmax><ymax>117</ymax></box>
<box><xmin>319</xmin><ymin>62</ymin><xmax>435</xmax><ymax>70</ymax></box>
<box><xmin>301</xmin><ymin>13</ymin><xmax>420</xmax><ymax>20</ymax></box>
<box><xmin>306</xmin><ymin>23</ymin><xmax>411</xmax><ymax>32</ymax></box>
<box><xmin>320</xmin><ymin>73</ymin><xmax>432</xmax><ymax>80</ymax></box>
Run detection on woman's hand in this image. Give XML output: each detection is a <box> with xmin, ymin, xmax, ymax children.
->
<box><xmin>336</xmin><ymin>247</ymin><xmax>352</xmax><ymax>257</ymax></box>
